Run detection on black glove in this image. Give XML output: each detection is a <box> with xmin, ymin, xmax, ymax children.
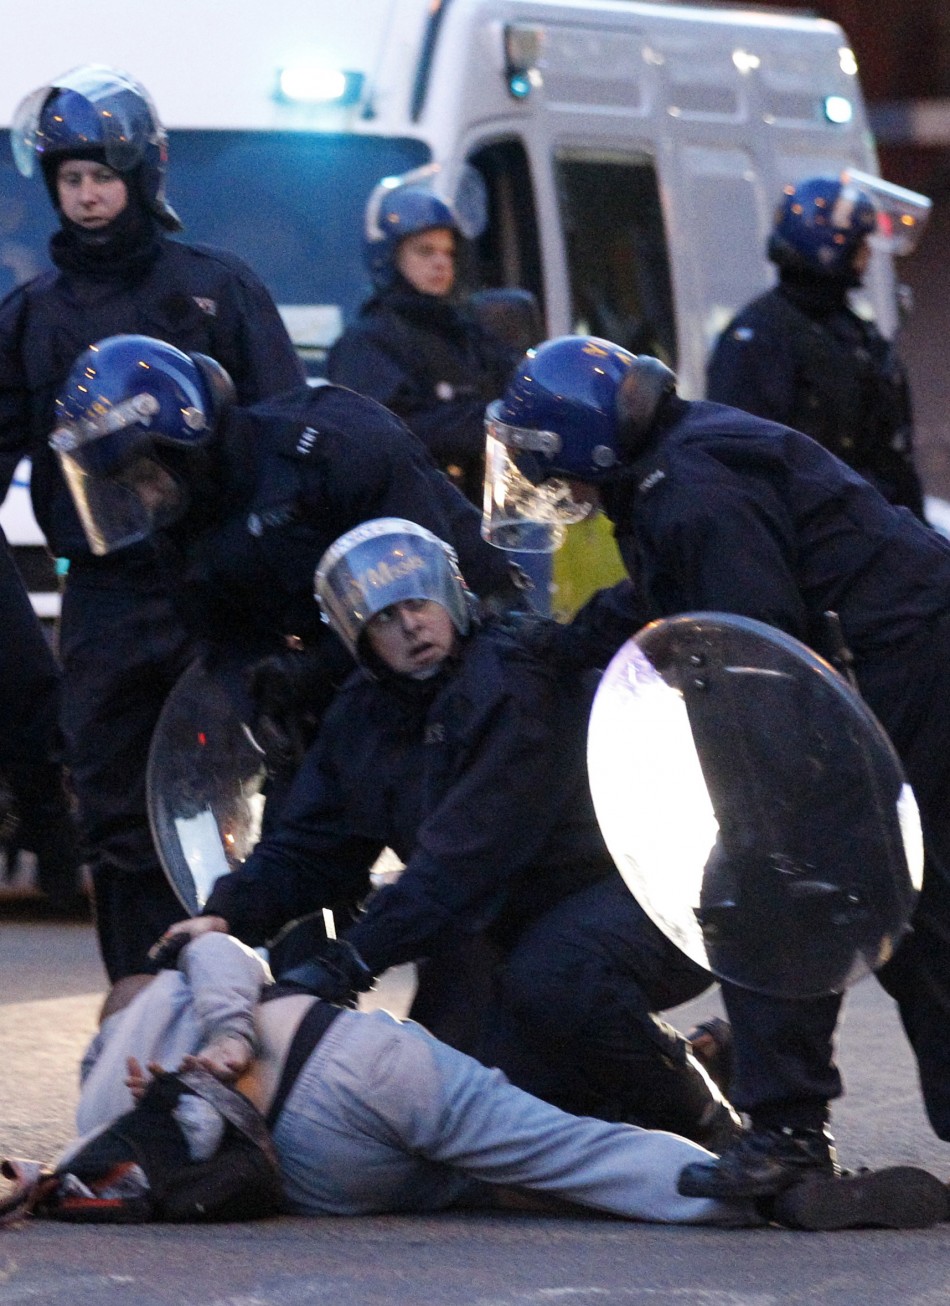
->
<box><xmin>145</xmin><ymin>931</ymin><xmax>190</xmax><ymax>973</ymax></box>
<box><xmin>276</xmin><ymin>937</ymin><xmax>376</xmax><ymax>1008</ymax></box>
<box><xmin>246</xmin><ymin>644</ymin><xmax>342</xmax><ymax>778</ymax></box>
<box><xmin>476</xmin><ymin>561</ymin><xmax>535</xmax><ymax>619</ymax></box>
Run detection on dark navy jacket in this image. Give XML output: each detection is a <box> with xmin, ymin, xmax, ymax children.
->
<box><xmin>595</xmin><ymin>397</ymin><xmax>950</xmax><ymax>676</ymax></box>
<box><xmin>569</xmin><ymin>397</ymin><xmax>950</xmax><ymax>705</ymax></box>
<box><xmin>327</xmin><ymin>285</ymin><xmax>516</xmax><ymax>501</ymax></box>
<box><xmin>706</xmin><ymin>284</ymin><xmax>923</xmax><ymax>515</ymax></box>
<box><xmin>203</xmin><ymin>622</ymin><xmax>614</xmax><ymax>973</ymax></box>
<box><xmin>171</xmin><ymin>383</ymin><xmax>520</xmax><ymax>660</ymax></box>
<box><xmin>0</xmin><ymin>238</ymin><xmax>303</xmax><ymax>557</ymax></box>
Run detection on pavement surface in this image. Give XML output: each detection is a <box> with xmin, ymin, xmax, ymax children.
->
<box><xmin>1</xmin><ymin>913</ymin><xmax>949</xmax><ymax>1304</ymax></box>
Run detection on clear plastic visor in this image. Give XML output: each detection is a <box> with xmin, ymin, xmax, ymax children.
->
<box><xmin>12</xmin><ymin>67</ymin><xmax>162</xmax><ymax>177</ymax></box>
<box><xmin>316</xmin><ymin>528</ymin><xmax>470</xmax><ymax>658</ymax></box>
<box><xmin>842</xmin><ymin>168</ymin><xmax>932</xmax><ymax>256</ymax></box>
<box><xmin>481</xmin><ymin>407</ymin><xmax>592</xmax><ymax>554</ymax></box>
<box><xmin>51</xmin><ymin>418</ymin><xmax>183</xmax><ymax>556</ymax></box>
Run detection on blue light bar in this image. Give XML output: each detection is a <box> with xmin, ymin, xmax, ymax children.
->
<box><xmin>823</xmin><ymin>95</ymin><xmax>853</xmax><ymax>125</ymax></box>
<box><xmin>275</xmin><ymin>66</ymin><xmax>365</xmax><ymax>106</ymax></box>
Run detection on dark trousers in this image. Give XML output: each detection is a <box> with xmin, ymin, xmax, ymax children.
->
<box><xmin>482</xmin><ymin>875</ymin><xmax>719</xmax><ymax>1140</ymax></box>
<box><xmin>59</xmin><ymin>572</ymin><xmax>196</xmax><ymax>981</ymax></box>
<box><xmin>0</xmin><ymin>530</ymin><xmax>80</xmax><ymax>899</ymax></box>
<box><xmin>0</xmin><ymin>531</ymin><xmax>61</xmax><ymax>772</ymax></box>
<box><xmin>723</xmin><ymin>613</ymin><xmax>950</xmax><ymax>1140</ymax></box>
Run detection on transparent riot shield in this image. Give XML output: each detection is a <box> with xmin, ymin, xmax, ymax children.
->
<box><xmin>147</xmin><ymin>659</ymin><xmax>267</xmax><ymax>916</ymax></box>
<box><xmin>587</xmin><ymin>613</ymin><xmax>923</xmax><ymax>998</ymax></box>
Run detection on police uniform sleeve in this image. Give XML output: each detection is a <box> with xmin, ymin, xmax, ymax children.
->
<box><xmin>525</xmin><ymin>579</ymin><xmax>649</xmax><ymax>671</ymax></box>
<box><xmin>637</xmin><ymin>470</ymin><xmax>810</xmax><ymax>640</ymax></box>
<box><xmin>341</xmin><ymin>649</ymin><xmax>593</xmax><ymax>975</ymax></box>
<box><xmin>201</xmin><ymin>718</ymin><xmax>384</xmax><ymax>947</ymax></box>
<box><xmin>201</xmin><ymin>250</ymin><xmax>304</xmax><ymax>404</ymax></box>
<box><xmin>326</xmin><ymin>324</ymin><xmax>409</xmax><ymax>411</ymax></box>
<box><xmin>706</xmin><ymin>310</ymin><xmax>797</xmax><ymax>426</ymax></box>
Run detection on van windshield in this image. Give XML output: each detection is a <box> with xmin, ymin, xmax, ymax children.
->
<box><xmin>0</xmin><ymin>130</ymin><xmax>431</xmax><ymax>372</ymax></box>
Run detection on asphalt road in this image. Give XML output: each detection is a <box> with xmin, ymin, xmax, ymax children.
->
<box><xmin>1</xmin><ymin>915</ymin><xmax>949</xmax><ymax>1304</ymax></box>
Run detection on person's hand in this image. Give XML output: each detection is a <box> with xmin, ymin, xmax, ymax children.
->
<box><xmin>148</xmin><ymin>915</ymin><xmax>229</xmax><ymax>967</ymax></box>
<box><xmin>180</xmin><ymin>1032</ymin><xmax>255</xmax><ymax>1085</ymax></box>
<box><xmin>125</xmin><ymin>1056</ymin><xmax>165</xmax><ymax>1102</ymax></box>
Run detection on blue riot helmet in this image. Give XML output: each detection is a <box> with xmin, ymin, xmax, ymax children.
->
<box><xmin>364</xmin><ymin>185</ymin><xmax>461</xmax><ymax>290</ymax></box>
<box><xmin>482</xmin><ymin>336</ymin><xmax>677</xmax><ymax>552</ymax></box>
<box><xmin>768</xmin><ymin>175</ymin><xmax>879</xmax><ymax>281</ymax></box>
<box><xmin>50</xmin><ymin>334</ymin><xmax>235</xmax><ymax>555</ymax></box>
<box><xmin>315</xmin><ymin>518</ymin><xmax>474</xmax><ymax>671</ymax></box>
<box><xmin>11</xmin><ymin>64</ymin><xmax>182</xmax><ymax>231</ymax></box>
<box><xmin>363</xmin><ymin>164</ymin><xmax>487</xmax><ymax>290</ymax></box>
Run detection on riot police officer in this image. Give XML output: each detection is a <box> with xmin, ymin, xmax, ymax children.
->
<box><xmin>482</xmin><ymin>333</ymin><xmax>950</xmax><ymax>1200</ymax></box>
<box><xmin>707</xmin><ymin>174</ymin><xmax>928</xmax><ymax>516</ymax></box>
<box><xmin>326</xmin><ymin>175</ymin><xmax>521</xmax><ymax>504</ymax></box>
<box><xmin>0</xmin><ymin>66</ymin><xmax>304</xmax><ymax>980</ymax></box>
<box><xmin>153</xmin><ymin>518</ymin><xmax>738</xmax><ymax>1149</ymax></box>
<box><xmin>52</xmin><ymin>332</ymin><xmax>523</xmax><ymax>668</ymax></box>
<box><xmin>0</xmin><ymin>525</ymin><xmax>81</xmax><ymax>912</ymax></box>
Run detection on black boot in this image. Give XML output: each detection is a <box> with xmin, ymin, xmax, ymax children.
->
<box><xmin>678</xmin><ymin>1124</ymin><xmax>837</xmax><ymax>1199</ymax></box>
<box><xmin>774</xmin><ymin>1167</ymin><xmax>949</xmax><ymax>1230</ymax></box>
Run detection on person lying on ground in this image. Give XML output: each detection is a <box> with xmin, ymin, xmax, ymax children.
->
<box><xmin>67</xmin><ymin>932</ymin><xmax>948</xmax><ymax>1232</ymax></box>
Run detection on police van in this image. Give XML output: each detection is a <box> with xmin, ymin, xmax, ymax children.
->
<box><xmin>0</xmin><ymin>0</ymin><xmax>899</xmax><ymax>615</ymax></box>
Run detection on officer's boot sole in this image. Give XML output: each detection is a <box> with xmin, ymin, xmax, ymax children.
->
<box><xmin>774</xmin><ymin>1166</ymin><xmax>948</xmax><ymax>1231</ymax></box>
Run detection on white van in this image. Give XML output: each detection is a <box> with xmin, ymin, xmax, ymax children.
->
<box><xmin>0</xmin><ymin>0</ymin><xmax>895</xmax><ymax>610</ymax></box>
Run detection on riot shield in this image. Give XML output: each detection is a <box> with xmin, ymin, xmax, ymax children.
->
<box><xmin>147</xmin><ymin>659</ymin><xmax>267</xmax><ymax>916</ymax></box>
<box><xmin>587</xmin><ymin>613</ymin><xmax>923</xmax><ymax>998</ymax></box>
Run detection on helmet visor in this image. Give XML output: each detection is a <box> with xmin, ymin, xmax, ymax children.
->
<box><xmin>364</xmin><ymin>162</ymin><xmax>488</xmax><ymax>242</ymax></box>
<box><xmin>315</xmin><ymin>520</ymin><xmax>471</xmax><ymax>660</ymax></box>
<box><xmin>12</xmin><ymin>66</ymin><xmax>163</xmax><ymax>177</ymax></box>
<box><xmin>481</xmin><ymin>404</ymin><xmax>592</xmax><ymax>553</ymax></box>
<box><xmin>51</xmin><ymin>400</ymin><xmax>183</xmax><ymax>555</ymax></box>
<box><xmin>842</xmin><ymin>168</ymin><xmax>932</xmax><ymax>256</ymax></box>
<box><xmin>53</xmin><ymin>446</ymin><xmax>184</xmax><ymax>555</ymax></box>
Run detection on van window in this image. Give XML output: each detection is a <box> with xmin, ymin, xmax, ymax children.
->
<box><xmin>554</xmin><ymin>151</ymin><xmax>676</xmax><ymax>364</ymax></box>
<box><xmin>468</xmin><ymin>139</ymin><xmax>544</xmax><ymax>314</ymax></box>
<box><xmin>679</xmin><ymin>145</ymin><xmax>768</xmax><ymax>351</ymax></box>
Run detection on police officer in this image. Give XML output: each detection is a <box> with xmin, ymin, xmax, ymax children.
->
<box><xmin>0</xmin><ymin>525</ymin><xmax>81</xmax><ymax>912</ymax></box>
<box><xmin>52</xmin><ymin>331</ymin><xmax>524</xmax><ymax>684</ymax></box>
<box><xmin>707</xmin><ymin>174</ymin><xmax>926</xmax><ymax>516</ymax></box>
<box><xmin>0</xmin><ymin>66</ymin><xmax>304</xmax><ymax>981</ymax></box>
<box><xmin>151</xmin><ymin>517</ymin><xmax>738</xmax><ymax>1149</ymax></box>
<box><xmin>482</xmin><ymin>334</ymin><xmax>950</xmax><ymax>1200</ymax></box>
<box><xmin>326</xmin><ymin>177</ymin><xmax>520</xmax><ymax>504</ymax></box>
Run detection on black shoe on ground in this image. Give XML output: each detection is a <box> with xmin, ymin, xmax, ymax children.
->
<box><xmin>678</xmin><ymin>1125</ymin><xmax>837</xmax><ymax>1199</ymax></box>
<box><xmin>774</xmin><ymin>1166</ymin><xmax>949</xmax><ymax>1230</ymax></box>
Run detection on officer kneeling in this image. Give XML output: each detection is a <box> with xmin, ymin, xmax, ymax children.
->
<box><xmin>159</xmin><ymin>517</ymin><xmax>738</xmax><ymax>1151</ymax></box>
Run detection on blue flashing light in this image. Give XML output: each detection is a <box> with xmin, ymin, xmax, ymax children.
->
<box><xmin>823</xmin><ymin>95</ymin><xmax>853</xmax><ymax>125</ymax></box>
<box><xmin>508</xmin><ymin>73</ymin><xmax>532</xmax><ymax>100</ymax></box>
<box><xmin>275</xmin><ymin>66</ymin><xmax>365</xmax><ymax>107</ymax></box>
